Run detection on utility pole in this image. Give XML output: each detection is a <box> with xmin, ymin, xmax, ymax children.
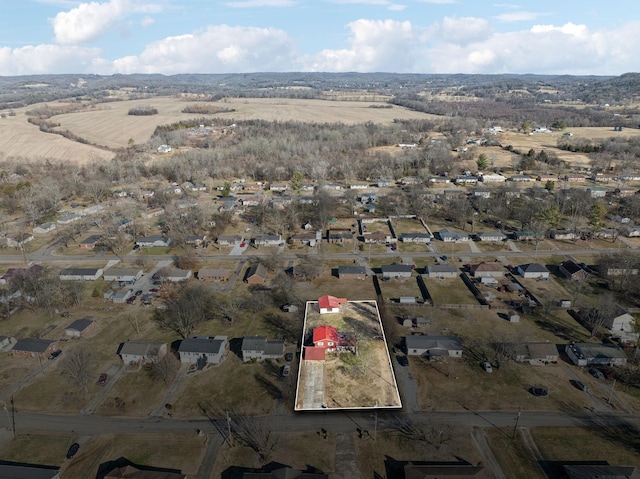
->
<box><xmin>226</xmin><ymin>411</ymin><xmax>234</xmax><ymax>447</ymax></box>
<box><xmin>512</xmin><ymin>407</ymin><xmax>521</xmax><ymax>439</ymax></box>
<box><xmin>3</xmin><ymin>396</ymin><xmax>16</xmax><ymax>437</ymax></box>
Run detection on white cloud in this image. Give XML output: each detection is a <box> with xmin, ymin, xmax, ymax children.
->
<box><xmin>415</xmin><ymin>0</ymin><xmax>456</xmax><ymax>4</ymax></box>
<box><xmin>434</xmin><ymin>16</ymin><xmax>491</xmax><ymax>45</ymax></box>
<box><xmin>223</xmin><ymin>0</ymin><xmax>296</xmax><ymax>7</ymax></box>
<box><xmin>305</xmin><ymin>19</ymin><xmax>416</xmax><ymax>72</ymax></box>
<box><xmin>141</xmin><ymin>16</ymin><xmax>154</xmax><ymax>27</ymax></box>
<box><xmin>328</xmin><ymin>0</ymin><xmax>407</xmax><ymax>10</ymax></box>
<box><xmin>50</xmin><ymin>0</ymin><xmax>162</xmax><ymax>45</ymax></box>
<box><xmin>494</xmin><ymin>11</ymin><xmax>546</xmax><ymax>22</ymax></box>
<box><xmin>112</xmin><ymin>25</ymin><xmax>297</xmax><ymax>74</ymax></box>
<box><xmin>0</xmin><ymin>44</ymin><xmax>103</xmax><ymax>75</ymax></box>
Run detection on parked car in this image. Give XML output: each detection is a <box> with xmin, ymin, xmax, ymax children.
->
<box><xmin>598</xmin><ymin>367</ymin><xmax>614</xmax><ymax>380</ymax></box>
<box><xmin>281</xmin><ymin>365</ymin><xmax>291</xmax><ymax>377</ymax></box>
<box><xmin>149</xmin><ymin>288</ymin><xmax>159</xmax><ymax>293</ymax></box>
<box><xmin>570</xmin><ymin>379</ymin><xmax>588</xmax><ymax>392</ymax></box>
<box><xmin>97</xmin><ymin>373</ymin><xmax>108</xmax><ymax>386</ymax></box>
<box><xmin>126</xmin><ymin>296</ymin><xmax>137</xmax><ymax>304</ymax></box>
<box><xmin>284</xmin><ymin>353</ymin><xmax>294</xmax><ymax>362</ymax></box>
<box><xmin>481</xmin><ymin>361</ymin><xmax>493</xmax><ymax>373</ymax></box>
<box><xmin>396</xmin><ymin>355</ymin><xmax>409</xmax><ymax>367</ymax></box>
<box><xmin>529</xmin><ymin>386</ymin><xmax>548</xmax><ymax>397</ymax></box>
<box><xmin>66</xmin><ymin>443</ymin><xmax>80</xmax><ymax>459</ymax></box>
<box><xmin>48</xmin><ymin>350</ymin><xmax>62</xmax><ymax>360</ymax></box>
<box><xmin>589</xmin><ymin>368</ymin><xmax>605</xmax><ymax>380</ymax></box>
<box><xmin>135</xmin><ymin>290</ymin><xmax>143</xmax><ymax>296</ymax></box>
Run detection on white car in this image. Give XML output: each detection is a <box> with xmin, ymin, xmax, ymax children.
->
<box><xmin>482</xmin><ymin>361</ymin><xmax>493</xmax><ymax>373</ymax></box>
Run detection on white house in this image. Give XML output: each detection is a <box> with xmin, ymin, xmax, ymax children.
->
<box><xmin>33</xmin><ymin>222</ymin><xmax>56</xmax><ymax>234</ymax></box>
<box><xmin>517</xmin><ymin>263</ymin><xmax>550</xmax><ymax>279</ymax></box>
<box><xmin>135</xmin><ymin>234</ymin><xmax>171</xmax><ymax>248</ymax></box>
<box><xmin>405</xmin><ymin>335</ymin><xmax>463</xmax><ymax>358</ymax></box>
<box><xmin>118</xmin><ymin>340</ymin><xmax>167</xmax><ymax>365</ymax></box>
<box><xmin>479</xmin><ymin>173</ymin><xmax>507</xmax><ymax>183</ymax></box>
<box><xmin>178</xmin><ymin>336</ymin><xmax>229</xmax><ymax>365</ymax></box>
<box><xmin>59</xmin><ymin>267</ymin><xmax>103</xmax><ymax>281</ymax></box>
<box><xmin>317</xmin><ymin>295</ymin><xmax>347</xmax><ymax>314</ymax></box>
<box><xmin>103</xmin><ymin>268</ymin><xmax>144</xmax><ymax>283</ymax></box>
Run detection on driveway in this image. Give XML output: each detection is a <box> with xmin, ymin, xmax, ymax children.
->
<box><xmin>302</xmin><ymin>361</ymin><xmax>325</xmax><ymax>409</ymax></box>
<box><xmin>81</xmin><ymin>364</ymin><xmax>126</xmax><ymax>415</ymax></box>
<box><xmin>392</xmin><ymin>357</ymin><xmax>419</xmax><ymax>412</ymax></box>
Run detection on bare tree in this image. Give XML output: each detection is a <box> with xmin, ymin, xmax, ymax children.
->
<box><xmin>153</xmin><ymin>283</ymin><xmax>212</xmax><ymax>338</ymax></box>
<box><xmin>145</xmin><ymin>354</ymin><xmax>177</xmax><ymax>384</ymax></box>
<box><xmin>60</xmin><ymin>347</ymin><xmax>93</xmax><ymax>393</ymax></box>
<box><xmin>232</xmin><ymin>414</ymin><xmax>280</xmax><ymax>463</ymax></box>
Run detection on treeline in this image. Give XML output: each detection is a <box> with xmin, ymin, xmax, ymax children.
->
<box><xmin>181</xmin><ymin>105</ymin><xmax>236</xmax><ymax>114</ymax></box>
<box><xmin>128</xmin><ymin>106</ymin><xmax>158</xmax><ymax>116</ymax></box>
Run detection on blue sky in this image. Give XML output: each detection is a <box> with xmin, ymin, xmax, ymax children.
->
<box><xmin>0</xmin><ymin>0</ymin><xmax>638</xmax><ymax>75</ymax></box>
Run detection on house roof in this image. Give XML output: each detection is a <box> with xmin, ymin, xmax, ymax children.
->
<box><xmin>563</xmin><ymin>464</ymin><xmax>640</xmax><ymax>479</ymax></box>
<box><xmin>561</xmin><ymin>261</ymin><xmax>585</xmax><ymax>275</ymax></box>
<box><xmin>0</xmin><ymin>462</ymin><xmax>60</xmax><ymax>479</ymax></box>
<box><xmin>338</xmin><ymin>265</ymin><xmax>366</xmax><ymax>275</ymax></box>
<box><xmin>514</xmin><ymin>342</ymin><xmax>558</xmax><ymax>359</ymax></box>
<box><xmin>264</xmin><ymin>340</ymin><xmax>285</xmax><ymax>355</ymax></box>
<box><xmin>118</xmin><ymin>341</ymin><xmax>164</xmax><ymax>357</ymax></box>
<box><xmin>80</xmin><ymin>234</ymin><xmax>102</xmax><ymax>244</ymax></box>
<box><xmin>473</xmin><ymin>262</ymin><xmax>504</xmax><ymax>272</ymax></box>
<box><xmin>246</xmin><ymin>263</ymin><xmax>267</xmax><ymax>280</ymax></box>
<box><xmin>198</xmin><ymin>268</ymin><xmax>230</xmax><ymax>279</ymax></box>
<box><xmin>241</xmin><ymin>336</ymin><xmax>267</xmax><ymax>351</ymax></box>
<box><xmin>313</xmin><ymin>325</ymin><xmax>340</xmax><ymax>344</ymax></box>
<box><xmin>569</xmin><ymin>343</ymin><xmax>627</xmax><ymax>361</ymax></box>
<box><xmin>60</xmin><ymin>268</ymin><xmax>101</xmax><ymax>276</ymax></box>
<box><xmin>178</xmin><ymin>337</ymin><xmax>227</xmax><ymax>354</ymax></box>
<box><xmin>518</xmin><ymin>263</ymin><xmax>549</xmax><ymax>273</ymax></box>
<box><xmin>477</xmin><ymin>231</ymin><xmax>506</xmax><ymax>238</ymax></box>
<box><xmin>403</xmin><ymin>464</ymin><xmax>489</xmax><ymax>479</ymax></box>
<box><xmin>105</xmin><ymin>268</ymin><xmax>143</xmax><ymax>278</ymax></box>
<box><xmin>400</xmin><ymin>233</ymin><xmax>432</xmax><ymax>239</ymax></box>
<box><xmin>242</xmin><ymin>466</ymin><xmax>328</xmax><ymax>479</ymax></box>
<box><xmin>12</xmin><ymin>338</ymin><xmax>57</xmax><ymax>353</ymax></box>
<box><xmin>65</xmin><ymin>318</ymin><xmax>94</xmax><ymax>332</ymax></box>
<box><xmin>381</xmin><ymin>264</ymin><xmax>412</xmax><ymax>273</ymax></box>
<box><xmin>405</xmin><ymin>335</ymin><xmax>463</xmax><ymax>352</ymax></box>
<box><xmin>318</xmin><ymin>295</ymin><xmax>347</xmax><ymax>310</ymax></box>
<box><xmin>104</xmin><ymin>464</ymin><xmax>187</xmax><ymax>478</ymax></box>
<box><xmin>426</xmin><ymin>264</ymin><xmax>458</xmax><ymax>273</ymax></box>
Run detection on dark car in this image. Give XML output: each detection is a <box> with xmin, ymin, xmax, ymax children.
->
<box><xmin>396</xmin><ymin>355</ymin><xmax>409</xmax><ymax>367</ymax></box>
<box><xmin>149</xmin><ymin>288</ymin><xmax>159</xmax><ymax>293</ymax></box>
<box><xmin>570</xmin><ymin>379</ymin><xmax>588</xmax><ymax>392</ymax></box>
<box><xmin>126</xmin><ymin>296</ymin><xmax>136</xmax><ymax>304</ymax></box>
<box><xmin>599</xmin><ymin>367</ymin><xmax>614</xmax><ymax>380</ymax></box>
<box><xmin>66</xmin><ymin>443</ymin><xmax>79</xmax><ymax>459</ymax></box>
<box><xmin>589</xmin><ymin>368</ymin><xmax>605</xmax><ymax>380</ymax></box>
<box><xmin>284</xmin><ymin>353</ymin><xmax>294</xmax><ymax>362</ymax></box>
<box><xmin>97</xmin><ymin>373</ymin><xmax>108</xmax><ymax>386</ymax></box>
<box><xmin>135</xmin><ymin>290</ymin><xmax>143</xmax><ymax>296</ymax></box>
<box><xmin>48</xmin><ymin>350</ymin><xmax>62</xmax><ymax>360</ymax></box>
<box><xmin>529</xmin><ymin>387</ymin><xmax>548</xmax><ymax>397</ymax></box>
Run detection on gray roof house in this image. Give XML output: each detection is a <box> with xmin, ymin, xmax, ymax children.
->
<box><xmin>103</xmin><ymin>268</ymin><xmax>144</xmax><ymax>283</ymax></box>
<box><xmin>241</xmin><ymin>336</ymin><xmax>285</xmax><ymax>362</ymax></box>
<box><xmin>424</xmin><ymin>264</ymin><xmax>458</xmax><ymax>278</ymax></box>
<box><xmin>135</xmin><ymin>234</ymin><xmax>171</xmax><ymax>248</ymax></box>
<box><xmin>381</xmin><ymin>264</ymin><xmax>413</xmax><ymax>279</ymax></box>
<box><xmin>11</xmin><ymin>338</ymin><xmax>58</xmax><ymax>358</ymax></box>
<box><xmin>59</xmin><ymin>267</ymin><xmax>103</xmax><ymax>281</ymax></box>
<box><xmin>178</xmin><ymin>336</ymin><xmax>228</xmax><ymax>366</ymax></box>
<box><xmin>438</xmin><ymin>228</ymin><xmax>470</xmax><ymax>242</ymax></box>
<box><xmin>0</xmin><ymin>462</ymin><xmax>60</xmax><ymax>479</ymax></box>
<box><xmin>118</xmin><ymin>340</ymin><xmax>167</xmax><ymax>365</ymax></box>
<box><xmin>513</xmin><ymin>343</ymin><xmax>559</xmax><ymax>365</ymax></box>
<box><xmin>64</xmin><ymin>318</ymin><xmax>95</xmax><ymax>337</ymax></box>
<box><xmin>399</xmin><ymin>232</ymin><xmax>432</xmax><ymax>243</ymax></box>
<box><xmin>565</xmin><ymin>342</ymin><xmax>627</xmax><ymax>367</ymax></box>
<box><xmin>517</xmin><ymin>263</ymin><xmax>550</xmax><ymax>279</ymax></box>
<box><xmin>253</xmin><ymin>234</ymin><xmax>282</xmax><ymax>246</ymax></box>
<box><xmin>476</xmin><ymin>231</ymin><xmax>507</xmax><ymax>242</ymax></box>
<box><xmin>338</xmin><ymin>265</ymin><xmax>367</xmax><ymax>279</ymax></box>
<box><xmin>405</xmin><ymin>335</ymin><xmax>463</xmax><ymax>358</ymax></box>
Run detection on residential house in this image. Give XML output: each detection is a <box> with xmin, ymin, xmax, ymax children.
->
<box><xmin>0</xmin><ymin>264</ymin><xmax>43</xmax><ymax>285</ymax></box>
<box><xmin>142</xmin><ymin>207</ymin><xmax>164</xmax><ymax>219</ymax></box>
<box><xmin>363</xmin><ymin>231</ymin><xmax>392</xmax><ymax>244</ymax></box>
<box><xmin>5</xmin><ymin>233</ymin><xmax>34</xmax><ymax>248</ymax></box>
<box><xmin>161</xmin><ymin>268</ymin><xmax>192</xmax><ymax>282</ymax></box>
<box><xmin>216</xmin><ymin>235</ymin><xmax>244</xmax><ymax>246</ymax></box>
<box><xmin>118</xmin><ymin>340</ymin><xmax>167</xmax><ymax>365</ymax></box>
<box><xmin>472</xmin><ymin>262</ymin><xmax>504</xmax><ymax>278</ymax></box>
<box><xmin>472</xmin><ymin>188</ymin><xmax>491</xmax><ymax>198</ymax></box>
<box><xmin>328</xmin><ymin>230</ymin><xmax>354</xmax><ymax>244</ymax></box>
<box><xmin>12</xmin><ymin>338</ymin><xmax>58</xmax><ymax>358</ymax></box>
<box><xmin>318</xmin><ymin>295</ymin><xmax>347</xmax><ymax>313</ymax></box>
<box><xmin>157</xmin><ymin>144</ymin><xmax>172</xmax><ymax>153</ymax></box>
<box><xmin>587</xmin><ymin>186</ymin><xmax>607</xmax><ymax>198</ymax></box>
<box><xmin>337</xmin><ymin>265</ymin><xmax>367</xmax><ymax>280</ymax></box>
<box><xmin>455</xmin><ymin>175</ymin><xmax>478</xmax><ymax>185</ymax></box>
<box><xmin>253</xmin><ymin>234</ymin><xmax>282</xmax><ymax>246</ymax></box>
<box><xmin>198</xmin><ymin>268</ymin><xmax>231</xmax><ymax>282</ymax></box>
<box><xmin>550</xmin><ymin>229</ymin><xmax>578</xmax><ymax>241</ymax></box>
<box><xmin>0</xmin><ymin>462</ymin><xmax>60</xmax><ymax>479</ymax></box>
<box><xmin>438</xmin><ymin>228</ymin><xmax>470</xmax><ymax>242</ymax></box>
<box><xmin>479</xmin><ymin>173</ymin><xmax>507</xmax><ymax>183</ymax></box>
<box><xmin>405</xmin><ymin>335</ymin><xmax>463</xmax><ymax>358</ymax></box>
<box><xmin>429</xmin><ymin>176</ymin><xmax>451</xmax><ymax>185</ymax></box>
<box><xmin>241</xmin><ymin>336</ymin><xmax>285</xmax><ymax>362</ymax></box>
<box><xmin>377</xmin><ymin>179</ymin><xmax>393</xmax><ymax>187</ymax></box>
<box><xmin>0</xmin><ymin>335</ymin><xmax>13</xmax><ymax>349</ymax></box>
<box><xmin>399</xmin><ymin>232</ymin><xmax>432</xmax><ymax>243</ymax></box>
<box><xmin>59</xmin><ymin>267</ymin><xmax>103</xmax><ymax>281</ymax></box>
<box><xmin>104</xmin><ymin>464</ymin><xmax>186</xmax><ymax>479</ymax></box>
<box><xmin>513</xmin><ymin>343</ymin><xmax>559</xmax><ymax>365</ymax></box>
<box><xmin>476</xmin><ymin>231</ymin><xmax>506</xmax><ymax>242</ymax></box>
<box><xmin>135</xmin><ymin>234</ymin><xmax>171</xmax><ymax>248</ymax></box>
<box><xmin>517</xmin><ymin>263</ymin><xmax>550</xmax><ymax>279</ymax></box>
<box><xmin>424</xmin><ymin>264</ymin><xmax>458</xmax><ymax>279</ymax></box>
<box><xmin>269</xmin><ymin>183</ymin><xmax>288</xmax><ymax>192</ymax></box>
<box><xmin>83</xmin><ymin>204</ymin><xmax>105</xmax><ymax>216</ymax></box>
<box><xmin>64</xmin><ymin>318</ymin><xmax>95</xmax><ymax>337</ymax></box>
<box><xmin>57</xmin><ymin>212</ymin><xmax>81</xmax><ymax>224</ymax></box>
<box><xmin>186</xmin><ymin>235</ymin><xmax>207</xmax><ymax>246</ymax></box>
<box><xmin>241</xmin><ymin>466</ymin><xmax>328</xmax><ymax>479</ymax></box>
<box><xmin>594</xmin><ymin>228</ymin><xmax>616</xmax><ymax>240</ymax></box>
<box><xmin>289</xmin><ymin>231</ymin><xmax>321</xmax><ymax>246</ymax></box>
<box><xmin>602</xmin><ymin>309</ymin><xmax>638</xmax><ymax>343</ymax></box>
<box><xmin>400</xmin><ymin>176</ymin><xmax>421</xmax><ymax>186</ymax></box>
<box><xmin>402</xmin><ymin>464</ymin><xmax>489</xmax><ymax>479</ymax></box>
<box><xmin>559</xmin><ymin>260</ymin><xmax>589</xmax><ymax>281</ymax></box>
<box><xmin>510</xmin><ymin>174</ymin><xmax>532</xmax><ymax>182</ymax></box>
<box><xmin>565</xmin><ymin>342</ymin><xmax>627</xmax><ymax>367</ymax></box>
<box><xmin>537</xmin><ymin>174</ymin><xmax>559</xmax><ymax>182</ymax></box>
<box><xmin>313</xmin><ymin>325</ymin><xmax>340</xmax><ymax>352</ymax></box>
<box><xmin>103</xmin><ymin>268</ymin><xmax>144</xmax><ymax>283</ymax></box>
<box><xmin>563</xmin><ymin>464</ymin><xmax>640</xmax><ymax>479</ymax></box>
<box><xmin>349</xmin><ymin>182</ymin><xmax>369</xmax><ymax>190</ymax></box>
<box><xmin>513</xmin><ymin>230</ymin><xmax>537</xmax><ymax>241</ymax></box>
<box><xmin>621</xmin><ymin>225</ymin><xmax>640</xmax><ymax>237</ymax></box>
<box><xmin>244</xmin><ymin>264</ymin><xmax>267</xmax><ymax>284</ymax></box>
<box><xmin>33</xmin><ymin>222</ymin><xmax>56</xmax><ymax>234</ymax></box>
<box><xmin>240</xmin><ymin>196</ymin><xmax>263</xmax><ymax>207</ymax></box>
<box><xmin>615</xmin><ymin>187</ymin><xmax>636</xmax><ymax>197</ymax></box>
<box><xmin>381</xmin><ymin>264</ymin><xmax>413</xmax><ymax>279</ymax></box>
<box><xmin>112</xmin><ymin>289</ymin><xmax>134</xmax><ymax>303</ymax></box>
<box><xmin>79</xmin><ymin>234</ymin><xmax>102</xmax><ymax>250</ymax></box>
<box><xmin>178</xmin><ymin>336</ymin><xmax>228</xmax><ymax>366</ymax></box>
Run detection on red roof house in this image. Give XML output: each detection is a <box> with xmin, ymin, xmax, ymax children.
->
<box><xmin>313</xmin><ymin>325</ymin><xmax>340</xmax><ymax>350</ymax></box>
<box><xmin>318</xmin><ymin>295</ymin><xmax>347</xmax><ymax>314</ymax></box>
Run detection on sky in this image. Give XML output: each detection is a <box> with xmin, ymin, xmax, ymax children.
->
<box><xmin>0</xmin><ymin>0</ymin><xmax>638</xmax><ymax>76</ymax></box>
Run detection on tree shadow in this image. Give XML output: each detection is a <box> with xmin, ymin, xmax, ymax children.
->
<box><xmin>96</xmin><ymin>456</ymin><xmax>184</xmax><ymax>479</ymax></box>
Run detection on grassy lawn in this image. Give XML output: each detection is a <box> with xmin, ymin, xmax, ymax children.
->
<box><xmin>378</xmin><ymin>276</ymin><xmax>422</xmax><ymax>301</ymax></box>
<box><xmin>212</xmin><ymin>431</ymin><xmax>337</xmax><ymax>479</ymax></box>
<box><xmin>424</xmin><ymin>277</ymin><xmax>478</xmax><ymax>305</ymax></box>
<box><xmin>392</xmin><ymin>217</ymin><xmax>425</xmax><ymax>234</ymax></box>
<box><xmin>486</xmin><ymin>428</ymin><xmax>546</xmax><ymax>479</ymax></box>
<box><xmin>355</xmin><ymin>428</ymin><xmax>483</xmax><ymax>479</ymax></box>
<box><xmin>532</xmin><ymin>427</ymin><xmax>640</xmax><ymax>476</ymax></box>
